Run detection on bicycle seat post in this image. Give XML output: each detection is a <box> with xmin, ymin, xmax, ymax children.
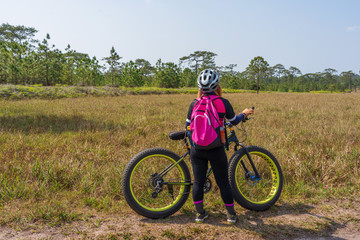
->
<box><xmin>183</xmin><ymin>137</ymin><xmax>191</xmax><ymax>152</ymax></box>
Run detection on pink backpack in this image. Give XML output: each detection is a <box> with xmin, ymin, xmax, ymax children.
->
<box><xmin>190</xmin><ymin>95</ymin><xmax>225</xmax><ymax>150</ymax></box>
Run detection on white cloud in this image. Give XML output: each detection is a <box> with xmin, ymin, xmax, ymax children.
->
<box><xmin>346</xmin><ymin>25</ymin><xmax>360</xmax><ymax>32</ymax></box>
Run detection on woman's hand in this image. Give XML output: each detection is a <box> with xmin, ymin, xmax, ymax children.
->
<box><xmin>241</xmin><ymin>108</ymin><xmax>254</xmax><ymax>117</ymax></box>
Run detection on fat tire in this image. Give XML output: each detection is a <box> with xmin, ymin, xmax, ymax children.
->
<box><xmin>122</xmin><ymin>148</ymin><xmax>191</xmax><ymax>219</ymax></box>
<box><xmin>228</xmin><ymin>146</ymin><xmax>283</xmax><ymax>211</ymax></box>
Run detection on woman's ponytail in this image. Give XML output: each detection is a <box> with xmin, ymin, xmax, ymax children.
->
<box><xmin>197</xmin><ymin>85</ymin><xmax>222</xmax><ymax>98</ymax></box>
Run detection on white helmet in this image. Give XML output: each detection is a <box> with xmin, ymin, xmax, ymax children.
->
<box><xmin>197</xmin><ymin>69</ymin><xmax>220</xmax><ymax>93</ymax></box>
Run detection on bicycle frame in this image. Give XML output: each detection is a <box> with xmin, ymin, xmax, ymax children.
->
<box><xmin>156</xmin><ymin>121</ymin><xmax>261</xmax><ymax>190</ymax></box>
<box><xmin>158</xmin><ymin>151</ymin><xmax>192</xmax><ymax>187</ymax></box>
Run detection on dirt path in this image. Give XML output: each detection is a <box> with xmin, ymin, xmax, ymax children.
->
<box><xmin>0</xmin><ymin>201</ymin><xmax>359</xmax><ymax>240</ymax></box>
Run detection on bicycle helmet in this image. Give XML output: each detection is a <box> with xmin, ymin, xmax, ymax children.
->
<box><xmin>197</xmin><ymin>69</ymin><xmax>220</xmax><ymax>93</ymax></box>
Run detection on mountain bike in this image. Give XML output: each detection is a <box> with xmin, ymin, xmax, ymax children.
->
<box><xmin>122</xmin><ymin>111</ymin><xmax>283</xmax><ymax>219</ymax></box>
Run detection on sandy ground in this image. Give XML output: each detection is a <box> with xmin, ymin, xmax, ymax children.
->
<box><xmin>0</xmin><ymin>201</ymin><xmax>359</xmax><ymax>240</ymax></box>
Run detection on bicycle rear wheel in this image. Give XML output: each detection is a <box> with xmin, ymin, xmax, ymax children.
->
<box><xmin>229</xmin><ymin>146</ymin><xmax>283</xmax><ymax>211</ymax></box>
<box><xmin>122</xmin><ymin>148</ymin><xmax>191</xmax><ymax>218</ymax></box>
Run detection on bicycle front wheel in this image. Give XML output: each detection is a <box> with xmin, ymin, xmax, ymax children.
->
<box><xmin>229</xmin><ymin>146</ymin><xmax>283</xmax><ymax>211</ymax></box>
<box><xmin>122</xmin><ymin>148</ymin><xmax>191</xmax><ymax>219</ymax></box>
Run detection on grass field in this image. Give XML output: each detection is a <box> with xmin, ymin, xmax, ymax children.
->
<box><xmin>0</xmin><ymin>92</ymin><xmax>359</xmax><ymax>239</ymax></box>
<box><xmin>0</xmin><ymin>85</ymin><xmax>254</xmax><ymax>100</ymax></box>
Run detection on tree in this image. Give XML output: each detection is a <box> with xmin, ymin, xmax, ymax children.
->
<box><xmin>220</xmin><ymin>64</ymin><xmax>240</xmax><ymax>89</ymax></box>
<box><xmin>76</xmin><ymin>56</ymin><xmax>92</xmax><ymax>86</ymax></box>
<box><xmin>155</xmin><ymin>59</ymin><xmax>181</xmax><ymax>88</ymax></box>
<box><xmin>356</xmin><ymin>71</ymin><xmax>360</xmax><ymax>92</ymax></box>
<box><xmin>36</xmin><ymin>34</ymin><xmax>51</xmax><ymax>85</ymax></box>
<box><xmin>89</xmin><ymin>57</ymin><xmax>103</xmax><ymax>86</ymax></box>
<box><xmin>1</xmin><ymin>23</ymin><xmax>355</xmax><ymax>92</ymax></box>
<box><xmin>340</xmin><ymin>71</ymin><xmax>355</xmax><ymax>92</ymax></box>
<box><xmin>180</xmin><ymin>67</ymin><xmax>197</xmax><ymax>87</ymax></box>
<box><xmin>321</xmin><ymin>68</ymin><xmax>338</xmax><ymax>91</ymax></box>
<box><xmin>134</xmin><ymin>58</ymin><xmax>153</xmax><ymax>74</ymax></box>
<box><xmin>323</xmin><ymin>68</ymin><xmax>337</xmax><ymax>83</ymax></box>
<box><xmin>61</xmin><ymin>45</ymin><xmax>76</xmax><ymax>85</ymax></box>
<box><xmin>328</xmin><ymin>84</ymin><xmax>336</xmax><ymax>93</ymax></box>
<box><xmin>273</xmin><ymin>64</ymin><xmax>286</xmax><ymax>80</ymax></box>
<box><xmin>324</xmin><ymin>68</ymin><xmax>337</xmax><ymax>76</ymax></box>
<box><xmin>36</xmin><ymin>33</ymin><xmax>62</xmax><ymax>86</ymax></box>
<box><xmin>122</xmin><ymin>61</ymin><xmax>144</xmax><ymax>87</ymax></box>
<box><xmin>246</xmin><ymin>56</ymin><xmax>269</xmax><ymax>94</ymax></box>
<box><xmin>0</xmin><ymin>23</ymin><xmax>37</xmax><ymax>44</ymax></box>
<box><xmin>134</xmin><ymin>58</ymin><xmax>154</xmax><ymax>86</ymax></box>
<box><xmin>0</xmin><ymin>23</ymin><xmax>38</xmax><ymax>63</ymax></box>
<box><xmin>179</xmin><ymin>51</ymin><xmax>217</xmax><ymax>74</ymax></box>
<box><xmin>103</xmin><ymin>46</ymin><xmax>122</xmax><ymax>86</ymax></box>
<box><xmin>289</xmin><ymin>66</ymin><xmax>302</xmax><ymax>77</ymax></box>
<box><xmin>0</xmin><ymin>42</ymin><xmax>9</xmax><ymax>83</ymax></box>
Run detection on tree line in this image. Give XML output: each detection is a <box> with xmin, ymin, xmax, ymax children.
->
<box><xmin>1</xmin><ymin>23</ymin><xmax>359</xmax><ymax>92</ymax></box>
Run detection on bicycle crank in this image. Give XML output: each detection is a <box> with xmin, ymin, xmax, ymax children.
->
<box><xmin>203</xmin><ymin>178</ymin><xmax>212</xmax><ymax>193</ymax></box>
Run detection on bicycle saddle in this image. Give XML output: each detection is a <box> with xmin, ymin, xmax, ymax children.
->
<box><xmin>169</xmin><ymin>131</ymin><xmax>187</xmax><ymax>140</ymax></box>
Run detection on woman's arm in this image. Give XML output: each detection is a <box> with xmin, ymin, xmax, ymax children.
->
<box><xmin>223</xmin><ymin>99</ymin><xmax>254</xmax><ymax>125</ymax></box>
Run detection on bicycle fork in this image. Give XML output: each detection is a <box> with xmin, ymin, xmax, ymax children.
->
<box><xmin>239</xmin><ymin>144</ymin><xmax>261</xmax><ymax>182</ymax></box>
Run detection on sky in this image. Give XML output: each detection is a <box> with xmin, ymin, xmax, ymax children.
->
<box><xmin>1</xmin><ymin>0</ymin><xmax>360</xmax><ymax>74</ymax></box>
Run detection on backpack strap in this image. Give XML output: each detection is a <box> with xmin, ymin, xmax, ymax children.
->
<box><xmin>206</xmin><ymin>95</ymin><xmax>226</xmax><ymax>127</ymax></box>
<box><xmin>190</xmin><ymin>97</ymin><xmax>206</xmax><ymax>122</ymax></box>
<box><xmin>193</xmin><ymin>98</ymin><xmax>201</xmax><ymax>108</ymax></box>
<box><xmin>208</xmin><ymin>95</ymin><xmax>226</xmax><ymax>114</ymax></box>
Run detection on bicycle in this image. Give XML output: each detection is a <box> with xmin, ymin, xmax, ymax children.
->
<box><xmin>122</xmin><ymin>111</ymin><xmax>283</xmax><ymax>219</ymax></box>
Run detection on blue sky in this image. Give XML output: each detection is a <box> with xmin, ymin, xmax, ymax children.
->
<box><xmin>1</xmin><ymin>0</ymin><xmax>359</xmax><ymax>74</ymax></box>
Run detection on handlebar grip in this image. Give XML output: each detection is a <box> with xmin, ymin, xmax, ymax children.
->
<box><xmin>242</xmin><ymin>106</ymin><xmax>254</xmax><ymax>122</ymax></box>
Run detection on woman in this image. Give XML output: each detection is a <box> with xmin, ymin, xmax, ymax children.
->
<box><xmin>185</xmin><ymin>69</ymin><xmax>254</xmax><ymax>223</ymax></box>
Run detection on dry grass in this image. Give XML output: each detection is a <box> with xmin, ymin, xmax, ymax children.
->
<box><xmin>0</xmin><ymin>92</ymin><xmax>359</xmax><ymax>232</ymax></box>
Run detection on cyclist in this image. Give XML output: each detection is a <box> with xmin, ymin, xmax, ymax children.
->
<box><xmin>186</xmin><ymin>69</ymin><xmax>254</xmax><ymax>223</ymax></box>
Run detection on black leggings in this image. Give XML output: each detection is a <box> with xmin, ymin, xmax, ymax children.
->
<box><xmin>190</xmin><ymin>146</ymin><xmax>234</xmax><ymax>205</ymax></box>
